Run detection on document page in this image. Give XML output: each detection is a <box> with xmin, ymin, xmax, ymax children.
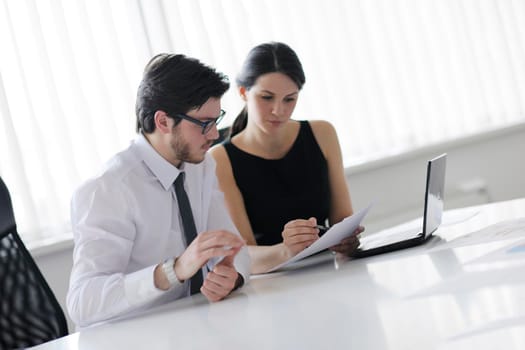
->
<box><xmin>267</xmin><ymin>204</ymin><xmax>373</xmax><ymax>272</ymax></box>
<box><xmin>465</xmin><ymin>238</ymin><xmax>525</xmax><ymax>265</ymax></box>
<box><xmin>429</xmin><ymin>217</ymin><xmax>525</xmax><ymax>252</ymax></box>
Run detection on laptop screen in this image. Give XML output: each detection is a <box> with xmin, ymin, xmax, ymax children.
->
<box><xmin>423</xmin><ymin>154</ymin><xmax>447</xmax><ymax>238</ymax></box>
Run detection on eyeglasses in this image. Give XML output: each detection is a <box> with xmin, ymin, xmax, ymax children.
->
<box><xmin>174</xmin><ymin>109</ymin><xmax>226</xmax><ymax>134</ymax></box>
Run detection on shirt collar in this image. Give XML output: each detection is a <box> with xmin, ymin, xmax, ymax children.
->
<box><xmin>134</xmin><ymin>133</ymin><xmax>184</xmax><ymax>191</ymax></box>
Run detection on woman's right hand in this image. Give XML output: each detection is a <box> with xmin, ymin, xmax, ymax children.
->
<box><xmin>282</xmin><ymin>217</ymin><xmax>320</xmax><ymax>256</ymax></box>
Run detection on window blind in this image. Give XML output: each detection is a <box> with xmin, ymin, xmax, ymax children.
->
<box><xmin>1</xmin><ymin>0</ymin><xmax>524</xmax><ymax>242</ymax></box>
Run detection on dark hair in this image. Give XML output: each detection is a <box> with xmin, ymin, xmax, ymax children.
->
<box><xmin>135</xmin><ymin>53</ymin><xmax>230</xmax><ymax>133</ymax></box>
<box><xmin>231</xmin><ymin>42</ymin><xmax>306</xmax><ymax>137</ymax></box>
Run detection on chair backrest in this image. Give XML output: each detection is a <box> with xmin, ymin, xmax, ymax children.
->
<box><xmin>0</xmin><ymin>177</ymin><xmax>68</xmax><ymax>349</ymax></box>
<box><xmin>0</xmin><ymin>178</ymin><xmax>15</xmax><ymax>234</ymax></box>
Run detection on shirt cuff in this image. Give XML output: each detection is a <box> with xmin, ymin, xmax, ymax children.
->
<box><xmin>124</xmin><ymin>264</ymin><xmax>168</xmax><ymax>307</ymax></box>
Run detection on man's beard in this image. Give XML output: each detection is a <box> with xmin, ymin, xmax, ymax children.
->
<box><xmin>170</xmin><ymin>128</ymin><xmax>205</xmax><ymax>164</ymax></box>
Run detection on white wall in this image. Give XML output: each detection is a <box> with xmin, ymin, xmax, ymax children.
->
<box><xmin>32</xmin><ymin>240</ymin><xmax>74</xmax><ymax>331</ymax></box>
<box><xmin>30</xmin><ymin>122</ymin><xmax>525</xmax><ymax>333</ymax></box>
<box><xmin>346</xmin><ymin>122</ymin><xmax>525</xmax><ymax>232</ymax></box>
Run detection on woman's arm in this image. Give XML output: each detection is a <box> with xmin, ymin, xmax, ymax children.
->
<box><xmin>209</xmin><ymin>145</ymin><xmax>257</xmax><ymax>244</ymax></box>
<box><xmin>310</xmin><ymin>120</ymin><xmax>363</xmax><ymax>255</ymax></box>
<box><xmin>210</xmin><ymin>145</ymin><xmax>300</xmax><ymax>274</ymax></box>
<box><xmin>309</xmin><ymin>120</ymin><xmax>354</xmax><ymax>224</ymax></box>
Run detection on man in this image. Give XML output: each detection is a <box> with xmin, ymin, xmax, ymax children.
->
<box><xmin>67</xmin><ymin>54</ymin><xmax>250</xmax><ymax>329</ymax></box>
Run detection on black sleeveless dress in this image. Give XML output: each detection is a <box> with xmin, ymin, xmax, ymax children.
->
<box><xmin>223</xmin><ymin>121</ymin><xmax>331</xmax><ymax>245</ymax></box>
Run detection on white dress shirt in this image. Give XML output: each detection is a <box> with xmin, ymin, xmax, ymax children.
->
<box><xmin>67</xmin><ymin>133</ymin><xmax>250</xmax><ymax>329</ymax></box>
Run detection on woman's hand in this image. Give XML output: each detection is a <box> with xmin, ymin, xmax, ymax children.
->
<box><xmin>282</xmin><ymin>217</ymin><xmax>321</xmax><ymax>256</ymax></box>
<box><xmin>330</xmin><ymin>225</ymin><xmax>364</xmax><ymax>256</ymax></box>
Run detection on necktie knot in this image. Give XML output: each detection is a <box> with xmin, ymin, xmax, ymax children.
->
<box><xmin>175</xmin><ymin>171</ymin><xmax>185</xmax><ymax>185</ymax></box>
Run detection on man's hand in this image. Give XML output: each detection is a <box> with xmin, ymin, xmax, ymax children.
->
<box><xmin>201</xmin><ymin>250</ymin><xmax>242</xmax><ymax>302</ymax></box>
<box><xmin>282</xmin><ymin>217</ymin><xmax>320</xmax><ymax>256</ymax></box>
<box><xmin>175</xmin><ymin>230</ymin><xmax>244</xmax><ymax>282</ymax></box>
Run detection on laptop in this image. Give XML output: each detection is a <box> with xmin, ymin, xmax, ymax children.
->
<box><xmin>352</xmin><ymin>153</ymin><xmax>447</xmax><ymax>258</ymax></box>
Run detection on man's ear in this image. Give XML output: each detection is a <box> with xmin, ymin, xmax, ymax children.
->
<box><xmin>154</xmin><ymin>111</ymin><xmax>172</xmax><ymax>134</ymax></box>
<box><xmin>239</xmin><ymin>86</ymin><xmax>247</xmax><ymax>101</ymax></box>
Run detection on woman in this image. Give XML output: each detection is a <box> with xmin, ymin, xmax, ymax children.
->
<box><xmin>210</xmin><ymin>42</ymin><xmax>362</xmax><ymax>273</ymax></box>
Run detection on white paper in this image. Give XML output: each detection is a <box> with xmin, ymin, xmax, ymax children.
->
<box><xmin>465</xmin><ymin>238</ymin><xmax>525</xmax><ymax>265</ymax></box>
<box><xmin>267</xmin><ymin>203</ymin><xmax>373</xmax><ymax>272</ymax></box>
<box><xmin>428</xmin><ymin>217</ymin><xmax>525</xmax><ymax>252</ymax></box>
<box><xmin>441</xmin><ymin>207</ymin><xmax>481</xmax><ymax>227</ymax></box>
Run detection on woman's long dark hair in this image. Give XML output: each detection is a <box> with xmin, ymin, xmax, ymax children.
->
<box><xmin>230</xmin><ymin>42</ymin><xmax>306</xmax><ymax>137</ymax></box>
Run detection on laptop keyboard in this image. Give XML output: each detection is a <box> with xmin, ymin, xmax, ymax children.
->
<box><xmin>359</xmin><ymin>226</ymin><xmax>423</xmax><ymax>250</ymax></box>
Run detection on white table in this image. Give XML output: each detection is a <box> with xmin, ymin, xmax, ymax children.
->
<box><xmin>32</xmin><ymin>198</ymin><xmax>525</xmax><ymax>350</ymax></box>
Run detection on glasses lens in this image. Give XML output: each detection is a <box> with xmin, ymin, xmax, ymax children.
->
<box><xmin>203</xmin><ymin>122</ymin><xmax>214</xmax><ymax>134</ymax></box>
<box><xmin>216</xmin><ymin>111</ymin><xmax>225</xmax><ymax>125</ymax></box>
<box><xmin>203</xmin><ymin>110</ymin><xmax>225</xmax><ymax>134</ymax></box>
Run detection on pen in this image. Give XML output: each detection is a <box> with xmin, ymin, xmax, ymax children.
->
<box><xmin>316</xmin><ymin>225</ymin><xmax>328</xmax><ymax>234</ymax></box>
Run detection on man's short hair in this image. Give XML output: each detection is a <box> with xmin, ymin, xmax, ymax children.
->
<box><xmin>135</xmin><ymin>54</ymin><xmax>230</xmax><ymax>133</ymax></box>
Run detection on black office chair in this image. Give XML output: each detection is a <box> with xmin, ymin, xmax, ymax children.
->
<box><xmin>0</xmin><ymin>177</ymin><xmax>68</xmax><ymax>349</ymax></box>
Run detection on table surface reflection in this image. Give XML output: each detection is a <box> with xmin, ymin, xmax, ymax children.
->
<box><xmin>32</xmin><ymin>198</ymin><xmax>525</xmax><ymax>350</ymax></box>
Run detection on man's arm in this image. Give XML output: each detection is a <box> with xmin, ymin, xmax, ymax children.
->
<box><xmin>153</xmin><ymin>230</ymin><xmax>245</xmax><ymax>293</ymax></box>
<box><xmin>67</xmin><ymin>181</ymin><xmax>175</xmax><ymax>328</ymax></box>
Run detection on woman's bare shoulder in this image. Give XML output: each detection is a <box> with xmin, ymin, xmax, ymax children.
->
<box><xmin>209</xmin><ymin>143</ymin><xmax>228</xmax><ymax>162</ymax></box>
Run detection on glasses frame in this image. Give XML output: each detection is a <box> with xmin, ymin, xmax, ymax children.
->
<box><xmin>174</xmin><ymin>109</ymin><xmax>226</xmax><ymax>134</ymax></box>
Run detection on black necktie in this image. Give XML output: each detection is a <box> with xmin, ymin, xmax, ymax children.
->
<box><xmin>174</xmin><ymin>172</ymin><xmax>203</xmax><ymax>295</ymax></box>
